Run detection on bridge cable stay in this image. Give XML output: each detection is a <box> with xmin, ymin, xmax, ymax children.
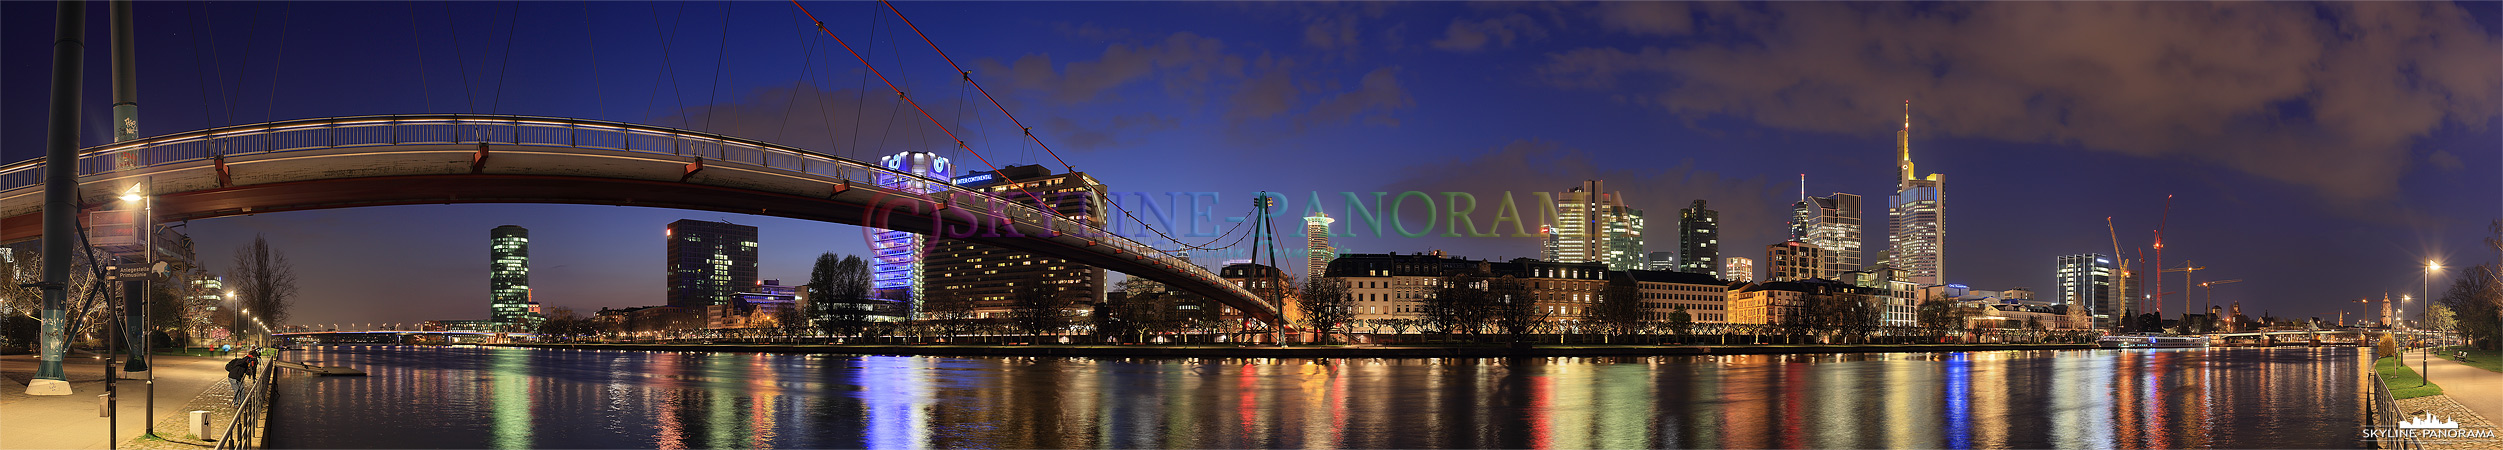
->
<box><xmin>867</xmin><ymin>0</ymin><xmax>1273</xmax><ymax>259</ymax></box>
<box><xmin>439</xmin><ymin>1</ymin><xmax>476</xmax><ymax>114</ymax></box>
<box><xmin>187</xmin><ymin>3</ymin><xmax>226</xmax><ymax>125</ymax></box>
<box><xmin>770</xmin><ymin>12</ymin><xmax>820</xmax><ymax>144</ymax></box>
<box><xmin>841</xmin><ymin>8</ymin><xmax>884</xmax><ymax>161</ymax></box>
<box><xmin>407</xmin><ymin>3</ymin><xmax>432</xmax><ymax>113</ymax></box>
<box><xmin>788</xmin><ymin>1</ymin><xmax>1258</xmax><ymax>273</ymax></box>
<box><xmin>641</xmin><ymin>1</ymin><xmax>695</xmax><ymax>129</ymax></box>
<box><xmin>702</xmin><ymin>1</ymin><xmax>734</xmax><ymax>133</ymax></box>
<box><xmin>263</xmin><ymin>4</ymin><xmax>294</xmax><ymax>124</ymax></box>
<box><xmin>582</xmin><ymin>4</ymin><xmax>603</xmax><ymax>120</ymax></box>
<box><xmin>216</xmin><ymin>3</ymin><xmax>264</xmax><ymax>126</ymax></box>
<box><xmin>487</xmin><ymin>1</ymin><xmax>521</xmax><ymax>115</ymax></box>
<box><xmin>783</xmin><ymin>1</ymin><xmax>1063</xmax><ymax>221</ymax></box>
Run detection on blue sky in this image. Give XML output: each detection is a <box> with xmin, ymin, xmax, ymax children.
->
<box><xmin>4</xmin><ymin>1</ymin><xmax>2497</xmax><ymax>326</ymax></box>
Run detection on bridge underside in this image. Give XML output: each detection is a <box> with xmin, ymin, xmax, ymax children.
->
<box><xmin>3</xmin><ymin>173</ymin><xmax>1262</xmax><ymax>318</ymax></box>
<box><xmin>0</xmin><ymin>124</ymin><xmax>1271</xmax><ymax>322</ymax></box>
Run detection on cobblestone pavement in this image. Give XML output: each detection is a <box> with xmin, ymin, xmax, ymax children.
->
<box><xmin>2393</xmin><ymin>395</ymin><xmax>2501</xmax><ymax>450</ymax></box>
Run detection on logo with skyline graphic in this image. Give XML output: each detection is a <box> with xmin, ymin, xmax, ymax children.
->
<box><xmin>2399</xmin><ymin>413</ymin><xmax>2460</xmax><ymax>429</ymax></box>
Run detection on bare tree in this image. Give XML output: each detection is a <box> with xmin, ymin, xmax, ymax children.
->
<box><xmin>1007</xmin><ymin>285</ymin><xmax>1072</xmax><ymax>343</ymax></box>
<box><xmin>922</xmin><ymin>290</ymin><xmax>977</xmax><ymax>340</ymax></box>
<box><xmin>1297</xmin><ymin>278</ymin><xmax>1355</xmax><ymax>344</ymax></box>
<box><xmin>1424</xmin><ymin>273</ymin><xmax>1492</xmax><ymax>338</ymax></box>
<box><xmin>228</xmin><ymin>234</ymin><xmax>298</xmax><ymax>331</ymax></box>
<box><xmin>808</xmin><ymin>253</ymin><xmax>874</xmax><ymax>338</ymax></box>
<box><xmin>1488</xmin><ymin>276</ymin><xmax>1545</xmax><ymax>342</ymax></box>
<box><xmin>1585</xmin><ymin>280</ymin><xmax>1645</xmax><ymax>342</ymax></box>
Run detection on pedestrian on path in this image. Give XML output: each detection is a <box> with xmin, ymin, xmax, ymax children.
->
<box><xmin>225</xmin><ymin>353</ymin><xmax>255</xmax><ymax>403</ymax></box>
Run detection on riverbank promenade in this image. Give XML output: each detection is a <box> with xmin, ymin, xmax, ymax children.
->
<box><xmin>2418</xmin><ymin>348</ymin><xmax>2503</xmax><ymax>424</ymax></box>
<box><xmin>0</xmin><ymin>353</ymin><xmax>238</xmax><ymax>450</ymax></box>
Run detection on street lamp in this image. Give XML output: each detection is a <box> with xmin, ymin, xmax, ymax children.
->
<box><xmin>2423</xmin><ymin>260</ymin><xmax>2443</xmax><ymax>386</ymax></box>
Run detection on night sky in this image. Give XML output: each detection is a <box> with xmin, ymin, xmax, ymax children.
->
<box><xmin>3</xmin><ymin>2</ymin><xmax>2497</xmax><ymax>327</ymax></box>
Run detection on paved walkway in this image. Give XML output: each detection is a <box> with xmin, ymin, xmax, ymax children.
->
<box><xmin>1</xmin><ymin>353</ymin><xmax>240</xmax><ymax>450</ymax></box>
<box><xmin>2414</xmin><ymin>348</ymin><xmax>2503</xmax><ymax>424</ymax></box>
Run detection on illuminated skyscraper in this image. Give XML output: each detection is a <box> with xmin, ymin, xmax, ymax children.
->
<box><xmin>1677</xmin><ymin>200</ymin><xmax>1720</xmax><ymax>275</ymax></box>
<box><xmin>1543</xmin><ymin>180</ymin><xmax>1645</xmax><ymax>270</ymax></box>
<box><xmin>489</xmin><ymin>225</ymin><xmax>539</xmax><ymax>327</ymax></box>
<box><xmin>1791</xmin><ymin>178</ymin><xmax>1863</xmax><ymax>279</ymax></box>
<box><xmin>872</xmin><ymin>151</ymin><xmax>952</xmax><ymax>315</ymax></box>
<box><xmin>1305</xmin><ymin>212</ymin><xmax>1336</xmax><ymax>281</ymax></box>
<box><xmin>666</xmin><ymin>219</ymin><xmax>759</xmax><ymax>309</ymax></box>
<box><xmin>2056</xmin><ymin>253</ymin><xmax>2118</xmax><ymax>328</ymax></box>
<box><xmin>1889</xmin><ymin>101</ymin><xmax>1945</xmax><ymax>285</ymax></box>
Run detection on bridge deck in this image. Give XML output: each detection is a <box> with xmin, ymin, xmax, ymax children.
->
<box><xmin>0</xmin><ymin>114</ymin><xmax>1275</xmax><ymax>323</ymax></box>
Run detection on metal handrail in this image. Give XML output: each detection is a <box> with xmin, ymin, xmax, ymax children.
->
<box><xmin>214</xmin><ymin>355</ymin><xmax>277</xmax><ymax>450</ymax></box>
<box><xmin>0</xmin><ymin>114</ymin><xmax>1264</xmax><ymax>313</ymax></box>
<box><xmin>2366</xmin><ymin>367</ymin><xmax>2422</xmax><ymax>450</ymax></box>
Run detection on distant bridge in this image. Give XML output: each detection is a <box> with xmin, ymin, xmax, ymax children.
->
<box><xmin>0</xmin><ymin>114</ymin><xmax>1276</xmax><ymax>323</ymax></box>
<box><xmin>2200</xmin><ymin>328</ymin><xmax>2455</xmax><ymax>346</ymax></box>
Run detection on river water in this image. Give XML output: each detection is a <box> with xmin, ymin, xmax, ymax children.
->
<box><xmin>266</xmin><ymin>345</ymin><xmax>2367</xmax><ymax>449</ymax></box>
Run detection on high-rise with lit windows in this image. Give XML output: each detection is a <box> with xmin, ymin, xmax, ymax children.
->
<box><xmin>1305</xmin><ymin>212</ymin><xmax>1336</xmax><ymax>281</ymax></box>
<box><xmin>1543</xmin><ymin>180</ymin><xmax>1646</xmax><ymax>270</ymax></box>
<box><xmin>489</xmin><ymin>225</ymin><xmax>540</xmax><ymax>326</ymax></box>
<box><xmin>1889</xmin><ymin>101</ymin><xmax>1945</xmax><ymax>285</ymax></box>
<box><xmin>1791</xmin><ymin>181</ymin><xmax>1863</xmax><ymax>279</ymax></box>
<box><xmin>1677</xmin><ymin>200</ymin><xmax>1720</xmax><ymax>275</ymax></box>
<box><xmin>666</xmin><ymin>219</ymin><xmax>759</xmax><ymax>309</ymax></box>
<box><xmin>872</xmin><ymin>151</ymin><xmax>952</xmax><ymax>315</ymax></box>
<box><xmin>926</xmin><ymin>164</ymin><xmax>1108</xmax><ymax>319</ymax></box>
<box><xmin>2056</xmin><ymin>253</ymin><xmax>2118</xmax><ymax>328</ymax></box>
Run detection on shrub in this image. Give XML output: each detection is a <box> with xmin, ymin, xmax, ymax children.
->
<box><xmin>2377</xmin><ymin>332</ymin><xmax>2400</xmax><ymax>358</ymax></box>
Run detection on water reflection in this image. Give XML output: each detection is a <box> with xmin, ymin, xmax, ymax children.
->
<box><xmin>267</xmin><ymin>346</ymin><xmax>2366</xmax><ymax>449</ymax></box>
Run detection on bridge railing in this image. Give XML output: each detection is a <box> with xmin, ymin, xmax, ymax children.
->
<box><xmin>0</xmin><ymin>114</ymin><xmax>1263</xmax><ymax>315</ymax></box>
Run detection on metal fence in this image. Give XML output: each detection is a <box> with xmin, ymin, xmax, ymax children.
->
<box><xmin>2365</xmin><ymin>368</ymin><xmax>2421</xmax><ymax>450</ymax></box>
<box><xmin>0</xmin><ymin>114</ymin><xmax>1258</xmax><ymax>313</ymax></box>
<box><xmin>215</xmin><ymin>355</ymin><xmax>277</xmax><ymax>450</ymax></box>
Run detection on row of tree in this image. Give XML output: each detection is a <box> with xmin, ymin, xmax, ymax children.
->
<box><xmin>1</xmin><ymin>234</ymin><xmax>294</xmax><ymax>351</ymax></box>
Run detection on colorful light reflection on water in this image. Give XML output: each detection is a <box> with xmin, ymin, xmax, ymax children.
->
<box><xmin>266</xmin><ymin>346</ymin><xmax>2365</xmax><ymax>449</ymax></box>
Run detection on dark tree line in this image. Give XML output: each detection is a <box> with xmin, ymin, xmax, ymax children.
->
<box><xmin>808</xmin><ymin>253</ymin><xmax>874</xmax><ymax>338</ymax></box>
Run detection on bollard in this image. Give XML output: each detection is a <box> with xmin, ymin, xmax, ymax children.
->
<box><xmin>189</xmin><ymin>410</ymin><xmax>210</xmax><ymax>438</ymax></box>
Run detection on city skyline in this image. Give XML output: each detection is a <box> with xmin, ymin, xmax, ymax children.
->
<box><xmin>1</xmin><ymin>2</ymin><xmax>2495</xmax><ymax>326</ymax></box>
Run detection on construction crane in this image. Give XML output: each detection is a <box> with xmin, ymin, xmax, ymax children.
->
<box><xmin>2199</xmin><ymin>279</ymin><xmax>2242</xmax><ymax>332</ymax></box>
<box><xmin>2152</xmin><ymin>195</ymin><xmax>2173</xmax><ymax>330</ymax></box>
<box><xmin>2162</xmin><ymin>261</ymin><xmax>2205</xmax><ymax>328</ymax></box>
<box><xmin>2107</xmin><ymin>217</ymin><xmax>2127</xmax><ymax>328</ymax></box>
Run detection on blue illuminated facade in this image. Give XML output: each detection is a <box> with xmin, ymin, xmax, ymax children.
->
<box><xmin>873</xmin><ymin>152</ymin><xmax>952</xmax><ymax>317</ymax></box>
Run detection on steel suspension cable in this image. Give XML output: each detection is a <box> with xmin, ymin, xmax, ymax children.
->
<box><xmin>772</xmin><ymin>12</ymin><xmax>818</xmax><ymax>144</ymax></box>
<box><xmin>440</xmin><ymin>1</ymin><xmax>475</xmax><ymax>114</ymax></box>
<box><xmin>581</xmin><ymin>3</ymin><xmax>603</xmax><ymax>120</ymax></box>
<box><xmin>262</xmin><ymin>3</ymin><xmax>292</xmax><ymax>123</ymax></box>
<box><xmin>703</xmin><ymin>1</ymin><xmax>734</xmax><ymax>132</ymax></box>
<box><xmin>489</xmin><ymin>1</ymin><xmax>521</xmax><ymax>114</ymax></box>
<box><xmin>871</xmin><ymin>0</ymin><xmax>1240</xmax><ymax>258</ymax></box>
<box><xmin>786</xmin><ymin>1</ymin><xmax>1051</xmax><ymax>208</ymax></box>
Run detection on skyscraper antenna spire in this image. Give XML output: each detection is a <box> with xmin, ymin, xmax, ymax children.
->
<box><xmin>1897</xmin><ymin>100</ymin><xmax>1915</xmax><ymax>184</ymax></box>
<box><xmin>1799</xmin><ymin>173</ymin><xmax>1806</xmax><ymax>202</ymax></box>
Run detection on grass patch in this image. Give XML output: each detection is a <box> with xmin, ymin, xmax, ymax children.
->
<box><xmin>2433</xmin><ymin>346</ymin><xmax>2502</xmax><ymax>374</ymax></box>
<box><xmin>2377</xmin><ymin>356</ymin><xmax>2444</xmax><ymax>399</ymax></box>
